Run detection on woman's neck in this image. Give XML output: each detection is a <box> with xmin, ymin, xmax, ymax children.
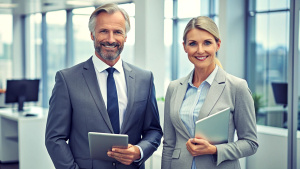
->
<box><xmin>192</xmin><ymin>65</ymin><xmax>215</xmax><ymax>88</ymax></box>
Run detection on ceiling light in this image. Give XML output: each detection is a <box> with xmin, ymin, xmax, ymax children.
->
<box><xmin>66</xmin><ymin>1</ymin><xmax>94</xmax><ymax>6</ymax></box>
<box><xmin>0</xmin><ymin>3</ymin><xmax>18</xmax><ymax>8</ymax></box>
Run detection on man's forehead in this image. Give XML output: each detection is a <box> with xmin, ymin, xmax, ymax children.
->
<box><xmin>96</xmin><ymin>12</ymin><xmax>126</xmax><ymax>29</ymax></box>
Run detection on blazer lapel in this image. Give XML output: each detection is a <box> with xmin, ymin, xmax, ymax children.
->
<box><xmin>198</xmin><ymin>68</ymin><xmax>226</xmax><ymax>120</ymax></box>
<box><xmin>82</xmin><ymin>57</ymin><xmax>114</xmax><ymax>133</ymax></box>
<box><xmin>120</xmin><ymin>61</ymin><xmax>135</xmax><ymax>133</ymax></box>
<box><xmin>173</xmin><ymin>71</ymin><xmax>193</xmax><ymax>138</ymax></box>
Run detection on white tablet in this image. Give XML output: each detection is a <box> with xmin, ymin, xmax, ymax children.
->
<box><xmin>88</xmin><ymin>132</ymin><xmax>128</xmax><ymax>161</ymax></box>
<box><xmin>195</xmin><ymin>107</ymin><xmax>230</xmax><ymax>144</ymax></box>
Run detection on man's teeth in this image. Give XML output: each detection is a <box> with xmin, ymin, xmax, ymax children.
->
<box><xmin>104</xmin><ymin>45</ymin><xmax>115</xmax><ymax>48</ymax></box>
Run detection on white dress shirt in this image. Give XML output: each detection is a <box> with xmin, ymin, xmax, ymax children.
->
<box><xmin>92</xmin><ymin>55</ymin><xmax>128</xmax><ymax>129</ymax></box>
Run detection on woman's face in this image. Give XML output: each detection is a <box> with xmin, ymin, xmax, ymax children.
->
<box><xmin>183</xmin><ymin>28</ymin><xmax>221</xmax><ymax>71</ymax></box>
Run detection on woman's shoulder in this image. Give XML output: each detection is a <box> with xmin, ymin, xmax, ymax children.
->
<box><xmin>222</xmin><ymin>71</ymin><xmax>249</xmax><ymax>92</ymax></box>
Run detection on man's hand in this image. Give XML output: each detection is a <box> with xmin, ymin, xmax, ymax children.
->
<box><xmin>186</xmin><ymin>138</ymin><xmax>217</xmax><ymax>156</ymax></box>
<box><xmin>107</xmin><ymin>144</ymin><xmax>141</xmax><ymax>165</ymax></box>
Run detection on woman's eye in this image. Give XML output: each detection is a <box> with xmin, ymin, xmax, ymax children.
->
<box><xmin>204</xmin><ymin>41</ymin><xmax>212</xmax><ymax>45</ymax></box>
<box><xmin>189</xmin><ymin>42</ymin><xmax>196</xmax><ymax>46</ymax></box>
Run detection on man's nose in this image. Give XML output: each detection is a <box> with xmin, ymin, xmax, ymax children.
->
<box><xmin>107</xmin><ymin>32</ymin><xmax>116</xmax><ymax>43</ymax></box>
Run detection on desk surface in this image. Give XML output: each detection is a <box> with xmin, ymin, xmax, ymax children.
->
<box><xmin>0</xmin><ymin>106</ymin><xmax>53</xmax><ymax>169</ymax></box>
<box><xmin>0</xmin><ymin>107</ymin><xmax>48</xmax><ymax>121</ymax></box>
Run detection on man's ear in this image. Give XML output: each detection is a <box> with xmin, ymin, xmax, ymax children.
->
<box><xmin>90</xmin><ymin>32</ymin><xmax>94</xmax><ymax>41</ymax></box>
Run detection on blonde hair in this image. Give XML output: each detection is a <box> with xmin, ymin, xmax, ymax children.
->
<box><xmin>183</xmin><ymin>16</ymin><xmax>220</xmax><ymax>44</ymax></box>
<box><xmin>88</xmin><ymin>3</ymin><xmax>130</xmax><ymax>36</ymax></box>
<box><xmin>215</xmin><ymin>58</ymin><xmax>223</xmax><ymax>69</ymax></box>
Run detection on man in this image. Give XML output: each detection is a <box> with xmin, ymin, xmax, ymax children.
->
<box><xmin>45</xmin><ymin>3</ymin><xmax>163</xmax><ymax>169</ymax></box>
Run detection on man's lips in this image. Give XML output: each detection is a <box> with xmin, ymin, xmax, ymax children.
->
<box><xmin>100</xmin><ymin>42</ymin><xmax>119</xmax><ymax>49</ymax></box>
<box><xmin>102</xmin><ymin>44</ymin><xmax>117</xmax><ymax>48</ymax></box>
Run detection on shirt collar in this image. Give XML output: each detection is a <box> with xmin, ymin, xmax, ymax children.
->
<box><xmin>188</xmin><ymin>65</ymin><xmax>219</xmax><ymax>87</ymax></box>
<box><xmin>92</xmin><ymin>54</ymin><xmax>123</xmax><ymax>73</ymax></box>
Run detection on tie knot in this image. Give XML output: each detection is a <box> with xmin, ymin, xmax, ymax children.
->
<box><xmin>106</xmin><ymin>67</ymin><xmax>116</xmax><ymax>75</ymax></box>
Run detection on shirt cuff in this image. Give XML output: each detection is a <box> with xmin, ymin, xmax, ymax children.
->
<box><xmin>134</xmin><ymin>145</ymin><xmax>143</xmax><ymax>162</ymax></box>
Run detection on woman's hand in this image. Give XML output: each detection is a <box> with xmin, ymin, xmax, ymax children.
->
<box><xmin>186</xmin><ymin>138</ymin><xmax>217</xmax><ymax>156</ymax></box>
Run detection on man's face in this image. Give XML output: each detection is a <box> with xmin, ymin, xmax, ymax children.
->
<box><xmin>91</xmin><ymin>11</ymin><xmax>127</xmax><ymax>62</ymax></box>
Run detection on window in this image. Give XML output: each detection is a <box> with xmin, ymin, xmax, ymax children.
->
<box><xmin>171</xmin><ymin>0</ymin><xmax>219</xmax><ymax>80</ymax></box>
<box><xmin>0</xmin><ymin>14</ymin><xmax>13</xmax><ymax>89</ymax></box>
<box><xmin>46</xmin><ymin>10</ymin><xmax>67</xmax><ymax>100</ymax></box>
<box><xmin>247</xmin><ymin>0</ymin><xmax>290</xmax><ymax>128</ymax></box>
<box><xmin>73</xmin><ymin>7</ymin><xmax>95</xmax><ymax>64</ymax></box>
<box><xmin>118</xmin><ymin>3</ymin><xmax>135</xmax><ymax>64</ymax></box>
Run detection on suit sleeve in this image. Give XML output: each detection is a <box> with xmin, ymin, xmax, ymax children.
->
<box><xmin>45</xmin><ymin>71</ymin><xmax>79</xmax><ymax>169</ymax></box>
<box><xmin>161</xmin><ymin>82</ymin><xmax>176</xmax><ymax>169</ymax></box>
<box><xmin>135</xmin><ymin>72</ymin><xmax>163</xmax><ymax>166</ymax></box>
<box><xmin>215</xmin><ymin>80</ymin><xmax>259</xmax><ymax>165</ymax></box>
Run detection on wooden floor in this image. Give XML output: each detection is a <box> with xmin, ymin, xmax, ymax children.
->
<box><xmin>0</xmin><ymin>162</ymin><xmax>19</xmax><ymax>169</ymax></box>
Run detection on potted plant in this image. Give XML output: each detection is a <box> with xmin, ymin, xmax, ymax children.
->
<box><xmin>252</xmin><ymin>93</ymin><xmax>264</xmax><ymax>118</ymax></box>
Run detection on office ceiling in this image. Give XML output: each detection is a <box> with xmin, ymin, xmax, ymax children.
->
<box><xmin>0</xmin><ymin>0</ymin><xmax>132</xmax><ymax>15</ymax></box>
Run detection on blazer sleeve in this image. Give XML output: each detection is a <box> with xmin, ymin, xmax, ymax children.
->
<box><xmin>215</xmin><ymin>79</ymin><xmax>259</xmax><ymax>165</ymax></box>
<box><xmin>135</xmin><ymin>72</ymin><xmax>163</xmax><ymax>166</ymax></box>
<box><xmin>161</xmin><ymin>82</ymin><xmax>176</xmax><ymax>169</ymax></box>
<box><xmin>45</xmin><ymin>71</ymin><xmax>79</xmax><ymax>169</ymax></box>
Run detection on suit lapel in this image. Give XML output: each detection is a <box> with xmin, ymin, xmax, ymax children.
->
<box><xmin>120</xmin><ymin>61</ymin><xmax>135</xmax><ymax>133</ymax></box>
<box><xmin>82</xmin><ymin>57</ymin><xmax>114</xmax><ymax>133</ymax></box>
<box><xmin>173</xmin><ymin>72</ymin><xmax>193</xmax><ymax>138</ymax></box>
<box><xmin>198</xmin><ymin>68</ymin><xmax>226</xmax><ymax>120</ymax></box>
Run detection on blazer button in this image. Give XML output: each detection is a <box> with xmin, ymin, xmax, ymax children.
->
<box><xmin>112</xmin><ymin>162</ymin><xmax>116</xmax><ymax>166</ymax></box>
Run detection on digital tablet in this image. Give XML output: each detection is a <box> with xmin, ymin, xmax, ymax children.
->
<box><xmin>88</xmin><ymin>132</ymin><xmax>128</xmax><ymax>161</ymax></box>
<box><xmin>195</xmin><ymin>107</ymin><xmax>230</xmax><ymax>144</ymax></box>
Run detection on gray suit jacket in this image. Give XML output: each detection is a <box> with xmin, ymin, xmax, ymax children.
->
<box><xmin>161</xmin><ymin>68</ymin><xmax>258</xmax><ymax>169</ymax></box>
<box><xmin>45</xmin><ymin>57</ymin><xmax>163</xmax><ymax>169</ymax></box>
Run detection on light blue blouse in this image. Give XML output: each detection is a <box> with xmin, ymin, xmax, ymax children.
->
<box><xmin>179</xmin><ymin>65</ymin><xmax>219</xmax><ymax>169</ymax></box>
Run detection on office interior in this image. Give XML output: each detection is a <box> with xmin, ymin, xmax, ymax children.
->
<box><xmin>0</xmin><ymin>0</ymin><xmax>299</xmax><ymax>168</ymax></box>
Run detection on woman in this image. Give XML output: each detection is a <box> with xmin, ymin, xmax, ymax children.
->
<box><xmin>161</xmin><ymin>16</ymin><xmax>258</xmax><ymax>169</ymax></box>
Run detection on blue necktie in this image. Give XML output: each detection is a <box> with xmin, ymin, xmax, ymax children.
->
<box><xmin>106</xmin><ymin>67</ymin><xmax>120</xmax><ymax>134</ymax></box>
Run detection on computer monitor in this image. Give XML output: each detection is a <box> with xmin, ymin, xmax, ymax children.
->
<box><xmin>5</xmin><ymin>79</ymin><xmax>40</xmax><ymax>111</ymax></box>
<box><xmin>271</xmin><ymin>82</ymin><xmax>288</xmax><ymax>108</ymax></box>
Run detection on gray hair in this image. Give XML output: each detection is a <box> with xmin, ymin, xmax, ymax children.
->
<box><xmin>183</xmin><ymin>16</ymin><xmax>220</xmax><ymax>44</ymax></box>
<box><xmin>88</xmin><ymin>3</ymin><xmax>131</xmax><ymax>36</ymax></box>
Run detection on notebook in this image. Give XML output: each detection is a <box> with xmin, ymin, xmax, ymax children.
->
<box><xmin>195</xmin><ymin>107</ymin><xmax>230</xmax><ymax>144</ymax></box>
<box><xmin>88</xmin><ymin>132</ymin><xmax>128</xmax><ymax>161</ymax></box>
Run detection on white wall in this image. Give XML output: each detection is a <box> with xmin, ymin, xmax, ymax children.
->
<box><xmin>12</xmin><ymin>14</ymin><xmax>24</xmax><ymax>79</ymax></box>
<box><xmin>134</xmin><ymin>0</ymin><xmax>165</xmax><ymax>98</ymax></box>
<box><xmin>247</xmin><ymin>125</ymin><xmax>300</xmax><ymax>169</ymax></box>
<box><xmin>218</xmin><ymin>0</ymin><xmax>246</xmax><ymax>79</ymax></box>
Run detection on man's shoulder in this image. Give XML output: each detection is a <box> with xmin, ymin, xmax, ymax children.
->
<box><xmin>60</xmin><ymin>57</ymin><xmax>92</xmax><ymax>75</ymax></box>
<box><xmin>123</xmin><ymin>61</ymin><xmax>152</xmax><ymax>76</ymax></box>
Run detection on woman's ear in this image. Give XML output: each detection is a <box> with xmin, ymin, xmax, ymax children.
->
<box><xmin>216</xmin><ymin>39</ymin><xmax>221</xmax><ymax>52</ymax></box>
<box><xmin>182</xmin><ymin>42</ymin><xmax>187</xmax><ymax>53</ymax></box>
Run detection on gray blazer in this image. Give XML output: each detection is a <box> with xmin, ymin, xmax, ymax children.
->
<box><xmin>45</xmin><ymin>57</ymin><xmax>163</xmax><ymax>169</ymax></box>
<box><xmin>161</xmin><ymin>68</ymin><xmax>258</xmax><ymax>169</ymax></box>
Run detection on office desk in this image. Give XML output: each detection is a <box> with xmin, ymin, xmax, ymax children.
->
<box><xmin>258</xmin><ymin>106</ymin><xmax>287</xmax><ymax>127</ymax></box>
<box><xmin>0</xmin><ymin>107</ymin><xmax>54</xmax><ymax>169</ymax></box>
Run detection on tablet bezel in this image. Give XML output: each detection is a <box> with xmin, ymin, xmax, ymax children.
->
<box><xmin>88</xmin><ymin>132</ymin><xmax>128</xmax><ymax>161</ymax></box>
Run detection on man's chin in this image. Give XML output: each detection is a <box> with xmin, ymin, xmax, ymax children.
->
<box><xmin>100</xmin><ymin>54</ymin><xmax>119</xmax><ymax>61</ymax></box>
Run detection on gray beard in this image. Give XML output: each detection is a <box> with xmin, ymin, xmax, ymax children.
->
<box><xmin>94</xmin><ymin>41</ymin><xmax>124</xmax><ymax>61</ymax></box>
